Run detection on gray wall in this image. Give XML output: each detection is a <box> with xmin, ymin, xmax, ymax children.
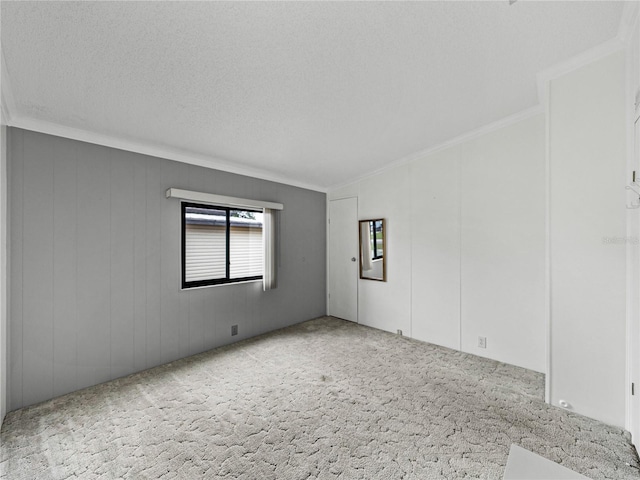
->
<box><xmin>1</xmin><ymin>125</ymin><xmax>7</xmax><ymax>425</ymax></box>
<box><xmin>8</xmin><ymin>128</ymin><xmax>326</xmax><ymax>411</ymax></box>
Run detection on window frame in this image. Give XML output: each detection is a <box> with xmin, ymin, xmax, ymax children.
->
<box><xmin>181</xmin><ymin>201</ymin><xmax>263</xmax><ymax>289</ymax></box>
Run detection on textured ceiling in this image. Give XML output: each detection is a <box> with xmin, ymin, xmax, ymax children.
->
<box><xmin>1</xmin><ymin>1</ymin><xmax>626</xmax><ymax>190</ymax></box>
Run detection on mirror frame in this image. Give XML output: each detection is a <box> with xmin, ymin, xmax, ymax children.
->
<box><xmin>359</xmin><ymin>218</ymin><xmax>386</xmax><ymax>282</ymax></box>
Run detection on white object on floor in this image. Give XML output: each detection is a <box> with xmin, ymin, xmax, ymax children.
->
<box><xmin>503</xmin><ymin>444</ymin><xmax>590</xmax><ymax>479</ymax></box>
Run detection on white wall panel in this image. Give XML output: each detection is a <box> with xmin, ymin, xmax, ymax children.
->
<box><xmin>460</xmin><ymin>115</ymin><xmax>546</xmax><ymax>372</ymax></box>
<box><xmin>325</xmin><ymin>50</ymin><xmax>627</xmax><ymax>430</ymax></box>
<box><xmin>328</xmin><ymin>114</ymin><xmax>545</xmax><ymax>375</ymax></box>
<box><xmin>410</xmin><ymin>147</ymin><xmax>461</xmax><ymax>350</ymax></box>
<box><xmin>357</xmin><ymin>165</ymin><xmax>412</xmax><ymax>335</ymax></box>
<box><xmin>549</xmin><ymin>51</ymin><xmax>627</xmax><ymax>427</ymax></box>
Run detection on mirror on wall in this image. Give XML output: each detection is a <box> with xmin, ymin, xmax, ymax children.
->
<box><xmin>359</xmin><ymin>219</ymin><xmax>386</xmax><ymax>282</ymax></box>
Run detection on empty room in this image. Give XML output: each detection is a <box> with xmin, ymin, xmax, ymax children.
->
<box><xmin>1</xmin><ymin>1</ymin><xmax>640</xmax><ymax>478</ymax></box>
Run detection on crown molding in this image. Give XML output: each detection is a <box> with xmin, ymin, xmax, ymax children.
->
<box><xmin>3</xmin><ymin>4</ymin><xmax>632</xmax><ymax>195</ymax></box>
<box><xmin>8</xmin><ymin>115</ymin><xmax>327</xmax><ymax>193</ymax></box>
<box><xmin>534</xmin><ymin>2</ymin><xmax>634</xmax><ymax>128</ymax></box>
<box><xmin>536</xmin><ymin>37</ymin><xmax>625</xmax><ymax>107</ymax></box>
<box><xmin>329</xmin><ymin>104</ymin><xmax>544</xmax><ymax>192</ymax></box>
<box><xmin>1</xmin><ymin>41</ymin><xmax>326</xmax><ymax>193</ymax></box>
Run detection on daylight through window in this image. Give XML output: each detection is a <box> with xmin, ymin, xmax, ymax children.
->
<box><xmin>182</xmin><ymin>202</ymin><xmax>263</xmax><ymax>288</ymax></box>
<box><xmin>370</xmin><ymin>220</ymin><xmax>383</xmax><ymax>260</ymax></box>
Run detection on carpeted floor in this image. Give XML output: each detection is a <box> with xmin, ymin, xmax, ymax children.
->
<box><xmin>1</xmin><ymin>316</ymin><xmax>639</xmax><ymax>479</ymax></box>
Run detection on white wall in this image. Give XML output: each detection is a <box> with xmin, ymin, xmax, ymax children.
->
<box><xmin>328</xmin><ymin>46</ymin><xmax>630</xmax><ymax>430</ymax></box>
<box><xmin>410</xmin><ymin>146</ymin><xmax>461</xmax><ymax>350</ymax></box>
<box><xmin>459</xmin><ymin>117</ymin><xmax>546</xmax><ymax>371</ymax></box>
<box><xmin>330</xmin><ymin>166</ymin><xmax>412</xmax><ymax>336</ymax></box>
<box><xmin>329</xmin><ymin>113</ymin><xmax>546</xmax><ymax>373</ymax></box>
<box><xmin>627</xmin><ymin>8</ymin><xmax>640</xmax><ymax>444</ymax></box>
<box><xmin>549</xmin><ymin>51</ymin><xmax>627</xmax><ymax>427</ymax></box>
<box><xmin>358</xmin><ymin>167</ymin><xmax>412</xmax><ymax>335</ymax></box>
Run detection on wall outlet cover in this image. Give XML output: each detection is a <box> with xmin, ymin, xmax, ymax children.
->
<box><xmin>231</xmin><ymin>325</ymin><xmax>238</xmax><ymax>336</ymax></box>
<box><xmin>478</xmin><ymin>336</ymin><xmax>487</xmax><ymax>349</ymax></box>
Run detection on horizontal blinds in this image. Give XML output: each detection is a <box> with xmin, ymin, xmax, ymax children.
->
<box><xmin>185</xmin><ymin>224</ymin><xmax>263</xmax><ymax>282</ymax></box>
<box><xmin>230</xmin><ymin>226</ymin><xmax>263</xmax><ymax>278</ymax></box>
<box><xmin>184</xmin><ymin>224</ymin><xmax>226</xmax><ymax>282</ymax></box>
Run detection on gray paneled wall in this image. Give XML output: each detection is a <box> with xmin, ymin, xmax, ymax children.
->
<box><xmin>8</xmin><ymin>128</ymin><xmax>326</xmax><ymax>410</ymax></box>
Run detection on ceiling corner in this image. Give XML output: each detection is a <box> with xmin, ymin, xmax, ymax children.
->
<box><xmin>536</xmin><ymin>36</ymin><xmax>625</xmax><ymax>107</ymax></box>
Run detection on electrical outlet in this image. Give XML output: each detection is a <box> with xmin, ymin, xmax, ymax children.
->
<box><xmin>231</xmin><ymin>325</ymin><xmax>238</xmax><ymax>336</ymax></box>
<box><xmin>478</xmin><ymin>336</ymin><xmax>487</xmax><ymax>349</ymax></box>
<box><xmin>397</xmin><ymin>329</ymin><xmax>403</xmax><ymax>336</ymax></box>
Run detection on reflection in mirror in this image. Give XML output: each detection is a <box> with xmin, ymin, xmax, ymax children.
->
<box><xmin>359</xmin><ymin>219</ymin><xmax>386</xmax><ymax>282</ymax></box>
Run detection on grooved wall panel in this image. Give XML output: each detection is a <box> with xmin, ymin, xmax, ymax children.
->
<box><xmin>7</xmin><ymin>128</ymin><xmax>326</xmax><ymax>410</ymax></box>
<box><xmin>410</xmin><ymin>147</ymin><xmax>460</xmax><ymax>350</ymax></box>
<box><xmin>549</xmin><ymin>51</ymin><xmax>626</xmax><ymax>427</ymax></box>
<box><xmin>160</xmin><ymin>161</ymin><xmax>182</xmax><ymax>365</ymax></box>
<box><xmin>22</xmin><ymin>130</ymin><xmax>54</xmax><ymax>406</ymax></box>
<box><xmin>76</xmin><ymin>143</ymin><xmax>111</xmax><ymax>391</ymax></box>
<box><xmin>328</xmin><ymin>113</ymin><xmax>545</xmax><ymax>374</ymax></box>
<box><xmin>109</xmin><ymin>152</ymin><xmax>135</xmax><ymax>380</ymax></box>
<box><xmin>145</xmin><ymin>159</ymin><xmax>162</xmax><ymax>370</ymax></box>
<box><xmin>459</xmin><ymin>115</ymin><xmax>545</xmax><ymax>373</ymax></box>
<box><xmin>52</xmin><ymin>136</ymin><xmax>78</xmax><ymax>398</ymax></box>
<box><xmin>132</xmin><ymin>158</ymin><xmax>147</xmax><ymax>372</ymax></box>
<box><xmin>188</xmin><ymin>289</ymin><xmax>206</xmax><ymax>356</ymax></box>
<box><xmin>0</xmin><ymin>125</ymin><xmax>8</xmax><ymax>425</ymax></box>
<box><xmin>9</xmin><ymin>131</ymin><xmax>23</xmax><ymax>409</ymax></box>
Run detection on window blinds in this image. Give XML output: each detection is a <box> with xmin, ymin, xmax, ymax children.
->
<box><xmin>167</xmin><ymin>188</ymin><xmax>281</xmax><ymax>290</ymax></box>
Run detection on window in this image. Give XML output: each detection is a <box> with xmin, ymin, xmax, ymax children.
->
<box><xmin>370</xmin><ymin>219</ymin><xmax>383</xmax><ymax>260</ymax></box>
<box><xmin>182</xmin><ymin>202</ymin><xmax>263</xmax><ymax>288</ymax></box>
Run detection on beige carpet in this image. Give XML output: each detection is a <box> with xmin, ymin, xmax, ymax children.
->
<box><xmin>1</xmin><ymin>316</ymin><xmax>639</xmax><ymax>479</ymax></box>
